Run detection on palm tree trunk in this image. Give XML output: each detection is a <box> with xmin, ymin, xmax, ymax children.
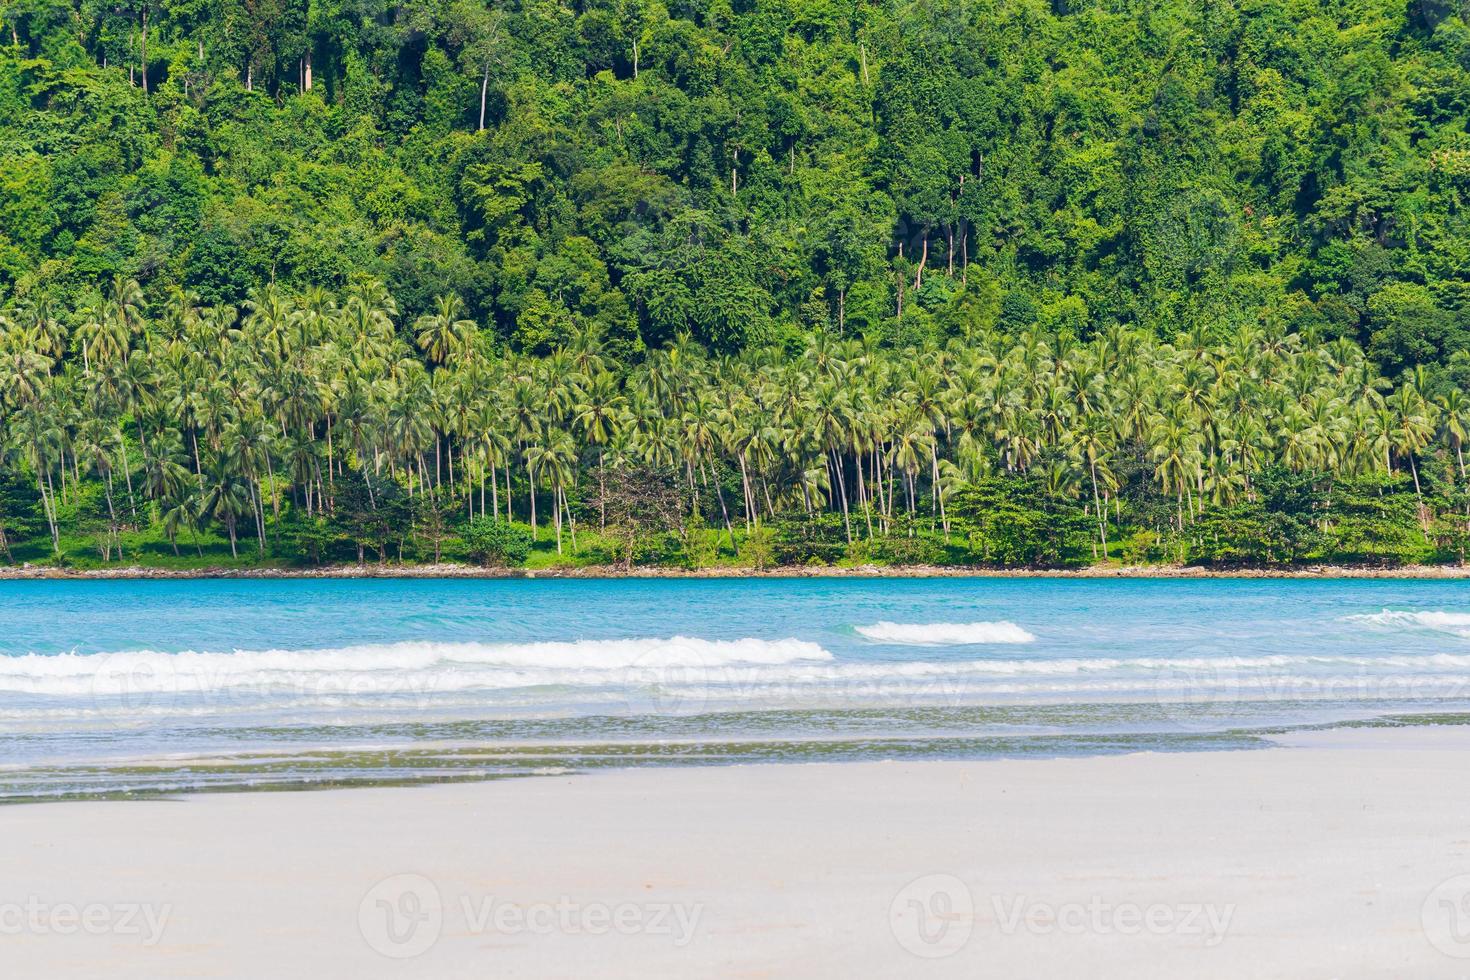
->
<box><xmin>103</xmin><ymin>470</ymin><xmax>117</xmax><ymax>550</ymax></box>
<box><xmin>42</xmin><ymin>468</ymin><xmax>59</xmax><ymax>554</ymax></box>
<box><xmin>564</xmin><ymin>486</ymin><xmax>577</xmax><ymax>552</ymax></box>
<box><xmin>1089</xmin><ymin>459</ymin><xmax>1107</xmax><ymax>559</ymax></box>
<box><xmin>930</xmin><ymin>446</ymin><xmax>948</xmax><ymax>537</ymax></box>
<box><xmin>738</xmin><ymin>452</ymin><xmax>753</xmax><ymax>530</ymax></box>
<box><xmin>528</xmin><ymin>463</ymin><xmax>537</xmax><ymax>536</ymax></box>
<box><xmin>252</xmin><ymin>482</ymin><xmax>266</xmax><ymax>554</ymax></box>
<box><xmin>830</xmin><ymin>449</ymin><xmax>852</xmax><ymax>543</ymax></box>
<box><xmin>706</xmin><ymin>461</ymin><xmax>737</xmax><ymax>552</ymax></box>
<box><xmin>1409</xmin><ymin>453</ymin><xmax>1428</xmax><ymax>533</ymax></box>
<box><xmin>479</xmin><ymin>66</ymin><xmax>489</xmax><ymax>131</ymax></box>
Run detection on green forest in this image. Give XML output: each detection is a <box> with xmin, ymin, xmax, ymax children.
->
<box><xmin>0</xmin><ymin>0</ymin><xmax>1469</xmax><ymax>571</ymax></box>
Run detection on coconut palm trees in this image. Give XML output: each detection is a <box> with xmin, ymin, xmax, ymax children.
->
<box><xmin>1437</xmin><ymin>390</ymin><xmax>1469</xmax><ymax>482</ymax></box>
<box><xmin>415</xmin><ymin>293</ymin><xmax>478</xmax><ymax>367</ymax></box>
<box><xmin>0</xmin><ymin>276</ymin><xmax>1467</xmax><ymax>566</ymax></box>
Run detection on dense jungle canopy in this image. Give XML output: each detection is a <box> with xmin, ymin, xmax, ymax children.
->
<box><xmin>0</xmin><ymin>0</ymin><xmax>1468</xmax><ymax>568</ymax></box>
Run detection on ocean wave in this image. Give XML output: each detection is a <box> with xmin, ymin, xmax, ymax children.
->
<box><xmin>5</xmin><ymin>639</ymin><xmax>1470</xmax><ymax>706</ymax></box>
<box><xmin>0</xmin><ymin>636</ymin><xmax>832</xmax><ymax>696</ymax></box>
<box><xmin>855</xmin><ymin>621</ymin><xmax>1036</xmax><ymax>645</ymax></box>
<box><xmin>1344</xmin><ymin>610</ymin><xmax>1470</xmax><ymax>638</ymax></box>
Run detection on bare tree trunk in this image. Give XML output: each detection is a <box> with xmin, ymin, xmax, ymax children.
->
<box><xmin>479</xmin><ymin>66</ymin><xmax>489</xmax><ymax>130</ymax></box>
<box><xmin>830</xmin><ymin>449</ymin><xmax>852</xmax><ymax>543</ymax></box>
<box><xmin>738</xmin><ymin>453</ymin><xmax>753</xmax><ymax>530</ymax></box>
<box><xmin>140</xmin><ymin>8</ymin><xmax>148</xmax><ymax>93</ymax></box>
<box><xmin>565</xmin><ymin>487</ymin><xmax>577</xmax><ymax>551</ymax></box>
<box><xmin>118</xmin><ymin>442</ymin><xmax>138</xmax><ymax>519</ymax></box>
<box><xmin>528</xmin><ymin>464</ymin><xmax>537</xmax><ymax>536</ymax></box>
<box><xmin>1090</xmin><ymin>460</ymin><xmax>1108</xmax><ymax>559</ymax></box>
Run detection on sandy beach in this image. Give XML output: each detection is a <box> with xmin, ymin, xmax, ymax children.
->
<box><xmin>6</xmin><ymin>727</ymin><xmax>1470</xmax><ymax>978</ymax></box>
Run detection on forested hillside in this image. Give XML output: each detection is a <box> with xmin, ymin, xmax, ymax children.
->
<box><xmin>0</xmin><ymin>0</ymin><xmax>1468</xmax><ymax>569</ymax></box>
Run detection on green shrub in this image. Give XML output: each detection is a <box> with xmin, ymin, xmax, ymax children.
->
<box><xmin>771</xmin><ymin>513</ymin><xmax>848</xmax><ymax>565</ymax></box>
<box><xmin>870</xmin><ymin>530</ymin><xmax>947</xmax><ymax>566</ymax></box>
<box><xmin>461</xmin><ymin>517</ymin><xmax>532</xmax><ymax>567</ymax></box>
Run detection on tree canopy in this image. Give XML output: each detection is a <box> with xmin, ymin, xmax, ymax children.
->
<box><xmin>0</xmin><ymin>0</ymin><xmax>1468</xmax><ymax>570</ymax></box>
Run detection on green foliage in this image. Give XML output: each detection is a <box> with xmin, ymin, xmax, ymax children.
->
<box><xmin>461</xmin><ymin>516</ymin><xmax>532</xmax><ymax>567</ymax></box>
<box><xmin>868</xmin><ymin>527</ymin><xmax>948</xmax><ymax>567</ymax></box>
<box><xmin>1</xmin><ymin>0</ymin><xmax>1470</xmax><ymax>573</ymax></box>
<box><xmin>1321</xmin><ymin>476</ymin><xmax>1432</xmax><ymax>566</ymax></box>
<box><xmin>681</xmin><ymin>512</ymin><xmax>718</xmax><ymax>570</ymax></box>
<box><xmin>0</xmin><ymin>475</ymin><xmax>44</xmax><ymax>560</ymax></box>
<box><xmin>1186</xmin><ymin>469</ymin><xmax>1328</xmax><ymax>566</ymax></box>
<box><xmin>948</xmin><ymin>478</ymin><xmax>1093</xmax><ymax>568</ymax></box>
<box><xmin>275</xmin><ymin>511</ymin><xmax>335</xmax><ymax>565</ymax></box>
<box><xmin>0</xmin><ymin>0</ymin><xmax>1466</xmax><ymax>363</ymax></box>
<box><xmin>771</xmin><ymin>513</ymin><xmax>848</xmax><ymax>566</ymax></box>
<box><xmin>743</xmin><ymin>525</ymin><xmax>775</xmax><ymax>571</ymax></box>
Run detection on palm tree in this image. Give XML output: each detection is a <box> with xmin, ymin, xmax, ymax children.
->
<box><xmin>1072</xmin><ymin>413</ymin><xmax>1116</xmax><ymax>557</ymax></box>
<box><xmin>1389</xmin><ymin>385</ymin><xmax>1436</xmax><ymax>526</ymax></box>
<box><xmin>572</xmin><ymin>370</ymin><xmax>625</xmax><ymax>530</ymax></box>
<box><xmin>1437</xmin><ymin>389</ymin><xmax>1469</xmax><ymax>482</ymax></box>
<box><xmin>161</xmin><ymin>489</ymin><xmax>203</xmax><ymax>556</ymax></box>
<box><xmin>202</xmin><ymin>462</ymin><xmax>252</xmax><ymax>559</ymax></box>
<box><xmin>415</xmin><ymin>293</ymin><xmax>478</xmax><ymax>367</ymax></box>
<box><xmin>5</xmin><ymin>271</ymin><xmax>1469</xmax><ymax>571</ymax></box>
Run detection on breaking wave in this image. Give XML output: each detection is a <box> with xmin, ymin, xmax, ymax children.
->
<box><xmin>1344</xmin><ymin>610</ymin><xmax>1470</xmax><ymax>638</ymax></box>
<box><xmin>855</xmin><ymin>621</ymin><xmax>1036</xmax><ymax>645</ymax></box>
<box><xmin>0</xmin><ymin>636</ymin><xmax>833</xmax><ymax>696</ymax></box>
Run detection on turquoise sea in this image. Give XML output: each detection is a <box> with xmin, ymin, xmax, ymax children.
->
<box><xmin>2</xmin><ymin>577</ymin><xmax>1469</xmax><ymax>800</ymax></box>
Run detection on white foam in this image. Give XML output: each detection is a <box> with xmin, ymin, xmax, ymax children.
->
<box><xmin>0</xmin><ymin>636</ymin><xmax>832</xmax><ymax>696</ymax></box>
<box><xmin>855</xmin><ymin>621</ymin><xmax>1036</xmax><ymax>645</ymax></box>
<box><xmin>1345</xmin><ymin>610</ymin><xmax>1470</xmax><ymax>638</ymax></box>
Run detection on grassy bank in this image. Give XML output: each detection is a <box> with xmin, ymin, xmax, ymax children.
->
<box><xmin>4</xmin><ymin>522</ymin><xmax>1470</xmax><ymax>579</ymax></box>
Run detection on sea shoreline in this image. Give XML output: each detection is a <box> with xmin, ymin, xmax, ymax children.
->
<box><xmin>0</xmin><ymin>561</ymin><xmax>1467</xmax><ymax>580</ymax></box>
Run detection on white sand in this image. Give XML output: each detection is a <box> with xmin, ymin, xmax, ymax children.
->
<box><xmin>6</xmin><ymin>727</ymin><xmax>1470</xmax><ymax>978</ymax></box>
